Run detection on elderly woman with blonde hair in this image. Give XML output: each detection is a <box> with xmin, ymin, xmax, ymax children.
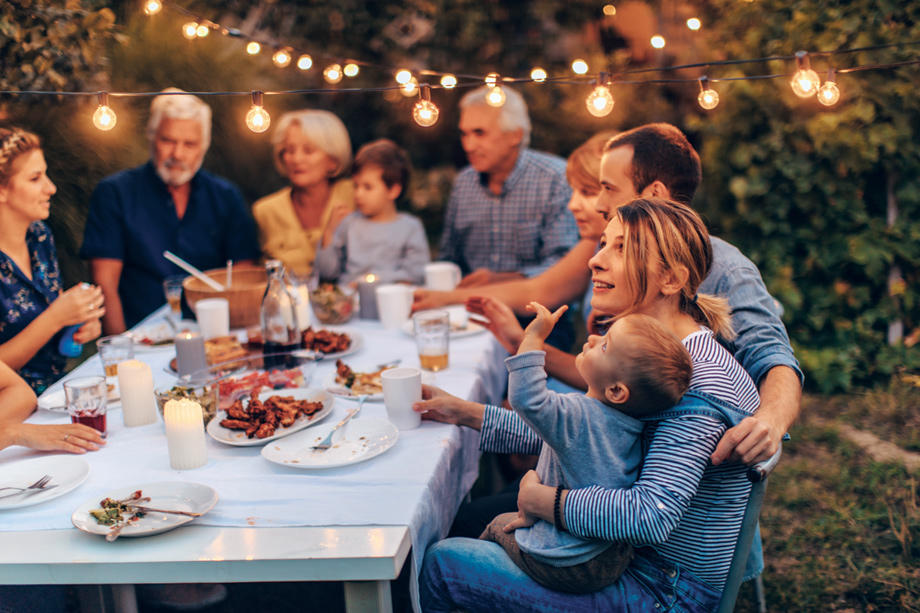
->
<box><xmin>252</xmin><ymin>109</ymin><xmax>355</xmax><ymax>277</ymax></box>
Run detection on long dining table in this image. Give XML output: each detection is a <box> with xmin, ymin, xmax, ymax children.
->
<box><xmin>0</xmin><ymin>305</ymin><xmax>508</xmax><ymax>612</ymax></box>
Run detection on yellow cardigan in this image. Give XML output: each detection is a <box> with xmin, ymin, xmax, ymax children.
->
<box><xmin>252</xmin><ymin>179</ymin><xmax>354</xmax><ymax>277</ymax></box>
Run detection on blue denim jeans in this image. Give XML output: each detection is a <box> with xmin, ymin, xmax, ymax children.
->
<box><xmin>420</xmin><ymin>538</ymin><xmax>720</xmax><ymax>613</ymax></box>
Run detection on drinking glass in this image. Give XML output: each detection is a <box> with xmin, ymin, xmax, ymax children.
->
<box><xmin>63</xmin><ymin>376</ymin><xmax>108</xmax><ymax>437</ymax></box>
<box><xmin>96</xmin><ymin>335</ymin><xmax>134</xmax><ymax>400</ymax></box>
<box><xmin>413</xmin><ymin>310</ymin><xmax>450</xmax><ymax>371</ymax></box>
<box><xmin>163</xmin><ymin>275</ymin><xmax>185</xmax><ymax>320</ymax></box>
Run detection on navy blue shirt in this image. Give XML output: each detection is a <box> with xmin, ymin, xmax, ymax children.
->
<box><xmin>0</xmin><ymin>222</ymin><xmax>65</xmax><ymax>393</ymax></box>
<box><xmin>80</xmin><ymin>162</ymin><xmax>260</xmax><ymax>327</ymax></box>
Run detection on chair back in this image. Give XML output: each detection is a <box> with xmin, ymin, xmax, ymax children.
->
<box><xmin>716</xmin><ymin>444</ymin><xmax>782</xmax><ymax>613</ymax></box>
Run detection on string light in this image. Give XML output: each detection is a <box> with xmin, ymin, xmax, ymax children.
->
<box><xmin>272</xmin><ymin>48</ymin><xmax>292</xmax><ymax>68</ymax></box>
<box><xmin>395</xmin><ymin>69</ymin><xmax>413</xmax><ymax>85</ymax></box>
<box><xmin>401</xmin><ymin>77</ymin><xmax>419</xmax><ymax>97</ymax></box>
<box><xmin>412</xmin><ymin>85</ymin><xmax>440</xmax><ymax>127</ymax></box>
<box><xmin>817</xmin><ymin>68</ymin><xmax>841</xmax><ymax>106</ymax></box>
<box><xmin>182</xmin><ymin>22</ymin><xmax>198</xmax><ymax>40</ymax></box>
<box><xmin>571</xmin><ymin>59</ymin><xmax>589</xmax><ymax>75</ymax></box>
<box><xmin>485</xmin><ymin>83</ymin><xmax>506</xmax><ymax>107</ymax></box>
<box><xmin>485</xmin><ymin>72</ymin><xmax>500</xmax><ymax>86</ymax></box>
<box><xmin>585</xmin><ymin>73</ymin><xmax>614</xmax><ymax>117</ymax></box>
<box><xmin>790</xmin><ymin>50</ymin><xmax>821</xmax><ymax>98</ymax></box>
<box><xmin>603</xmin><ymin>4</ymin><xmax>616</xmax><ymax>16</ymax></box>
<box><xmin>196</xmin><ymin>23</ymin><xmax>209</xmax><ymax>38</ymax></box>
<box><xmin>323</xmin><ymin>63</ymin><xmax>343</xmax><ymax>84</ymax></box>
<box><xmin>343</xmin><ymin>62</ymin><xmax>360</xmax><ymax>77</ymax></box>
<box><xmin>651</xmin><ymin>35</ymin><xmax>666</xmax><ymax>49</ymax></box>
<box><xmin>246</xmin><ymin>41</ymin><xmax>261</xmax><ymax>55</ymax></box>
<box><xmin>92</xmin><ymin>92</ymin><xmax>117</xmax><ymax>131</ymax></box>
<box><xmin>245</xmin><ymin>91</ymin><xmax>270</xmax><ymax>133</ymax></box>
<box><xmin>697</xmin><ymin>76</ymin><xmax>719</xmax><ymax>110</ymax></box>
<box><xmin>296</xmin><ymin>54</ymin><xmax>313</xmax><ymax>70</ymax></box>
<box><xmin>530</xmin><ymin>67</ymin><xmax>548</xmax><ymax>83</ymax></box>
<box><xmin>143</xmin><ymin>0</ymin><xmax>163</xmax><ymax>16</ymax></box>
<box><xmin>440</xmin><ymin>74</ymin><xmax>457</xmax><ymax>89</ymax></box>
<box><xmin>687</xmin><ymin>18</ymin><xmax>701</xmax><ymax>31</ymax></box>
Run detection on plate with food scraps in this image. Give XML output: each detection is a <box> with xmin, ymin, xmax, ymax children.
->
<box><xmin>323</xmin><ymin>360</ymin><xmax>386</xmax><ymax>402</ymax></box>
<box><xmin>0</xmin><ymin>455</ymin><xmax>90</xmax><ymax>511</ymax></box>
<box><xmin>261</xmin><ymin>417</ymin><xmax>399</xmax><ymax>469</ymax></box>
<box><xmin>206</xmin><ymin>387</ymin><xmax>333</xmax><ymax>446</ymax></box>
<box><xmin>71</xmin><ymin>481</ymin><xmax>217</xmax><ymax>540</ymax></box>
<box><xmin>126</xmin><ymin>321</ymin><xmax>196</xmax><ymax>348</ymax></box>
<box><xmin>301</xmin><ymin>327</ymin><xmax>363</xmax><ymax>361</ymax></box>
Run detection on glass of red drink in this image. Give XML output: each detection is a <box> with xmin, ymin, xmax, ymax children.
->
<box><xmin>63</xmin><ymin>376</ymin><xmax>108</xmax><ymax>438</ymax></box>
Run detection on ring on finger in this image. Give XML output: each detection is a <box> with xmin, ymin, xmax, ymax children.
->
<box><xmin>64</xmin><ymin>434</ymin><xmax>70</xmax><ymax>441</ymax></box>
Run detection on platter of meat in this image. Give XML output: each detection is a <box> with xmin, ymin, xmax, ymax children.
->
<box><xmin>301</xmin><ymin>327</ymin><xmax>362</xmax><ymax>360</ymax></box>
<box><xmin>206</xmin><ymin>387</ymin><xmax>333</xmax><ymax>446</ymax></box>
<box><xmin>323</xmin><ymin>359</ymin><xmax>386</xmax><ymax>401</ymax></box>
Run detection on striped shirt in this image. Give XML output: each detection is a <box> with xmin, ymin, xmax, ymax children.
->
<box><xmin>480</xmin><ymin>328</ymin><xmax>760</xmax><ymax>589</ymax></box>
<box><xmin>438</xmin><ymin>148</ymin><xmax>577</xmax><ymax>278</ymax></box>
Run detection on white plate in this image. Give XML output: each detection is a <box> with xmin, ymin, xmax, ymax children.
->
<box><xmin>304</xmin><ymin>328</ymin><xmax>363</xmax><ymax>360</ymax></box>
<box><xmin>71</xmin><ymin>481</ymin><xmax>217</xmax><ymax>539</ymax></box>
<box><xmin>125</xmin><ymin>320</ymin><xmax>196</xmax><ymax>348</ymax></box>
<box><xmin>322</xmin><ymin>371</ymin><xmax>384</xmax><ymax>402</ymax></box>
<box><xmin>0</xmin><ymin>456</ymin><xmax>90</xmax><ymax>510</ymax></box>
<box><xmin>261</xmin><ymin>417</ymin><xmax>398</xmax><ymax>469</ymax></box>
<box><xmin>400</xmin><ymin>319</ymin><xmax>487</xmax><ymax>339</ymax></box>
<box><xmin>38</xmin><ymin>388</ymin><xmax>120</xmax><ymax>412</ymax></box>
<box><xmin>206</xmin><ymin>388</ymin><xmax>333</xmax><ymax>446</ymax></box>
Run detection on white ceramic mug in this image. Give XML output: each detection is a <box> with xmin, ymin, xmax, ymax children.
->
<box><xmin>195</xmin><ymin>298</ymin><xmax>230</xmax><ymax>340</ymax></box>
<box><xmin>376</xmin><ymin>284</ymin><xmax>413</xmax><ymax>329</ymax></box>
<box><xmin>424</xmin><ymin>262</ymin><xmax>462</xmax><ymax>291</ymax></box>
<box><xmin>381</xmin><ymin>367</ymin><xmax>422</xmax><ymax>430</ymax></box>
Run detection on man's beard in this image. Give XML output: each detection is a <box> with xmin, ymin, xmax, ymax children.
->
<box><xmin>156</xmin><ymin>157</ymin><xmax>201</xmax><ymax>187</ymax></box>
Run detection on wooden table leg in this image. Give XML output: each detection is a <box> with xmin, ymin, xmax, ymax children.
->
<box><xmin>344</xmin><ymin>580</ymin><xmax>393</xmax><ymax>613</ymax></box>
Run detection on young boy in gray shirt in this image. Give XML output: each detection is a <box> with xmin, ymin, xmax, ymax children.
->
<box><xmin>480</xmin><ymin>303</ymin><xmax>692</xmax><ymax>593</ymax></box>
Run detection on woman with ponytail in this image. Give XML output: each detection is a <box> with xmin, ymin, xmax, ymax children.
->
<box><xmin>419</xmin><ymin>198</ymin><xmax>761</xmax><ymax>612</ymax></box>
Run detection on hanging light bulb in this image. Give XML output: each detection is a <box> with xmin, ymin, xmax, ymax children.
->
<box><xmin>485</xmin><ymin>84</ymin><xmax>506</xmax><ymax>107</ymax></box>
<box><xmin>296</xmin><ymin>54</ymin><xmax>313</xmax><ymax>70</ymax></box>
<box><xmin>196</xmin><ymin>24</ymin><xmax>210</xmax><ymax>38</ymax></box>
<box><xmin>790</xmin><ymin>50</ymin><xmax>821</xmax><ymax>98</ymax></box>
<box><xmin>686</xmin><ymin>17</ymin><xmax>701</xmax><ymax>30</ymax></box>
<box><xmin>92</xmin><ymin>92</ymin><xmax>117</xmax><ymax>131</ymax></box>
<box><xmin>650</xmin><ymin>35</ymin><xmax>666</xmax><ymax>49</ymax></box>
<box><xmin>484</xmin><ymin>72</ymin><xmax>500</xmax><ymax>87</ymax></box>
<box><xmin>817</xmin><ymin>68</ymin><xmax>841</xmax><ymax>106</ymax></box>
<box><xmin>401</xmin><ymin>77</ymin><xmax>419</xmax><ymax>97</ymax></box>
<box><xmin>585</xmin><ymin>73</ymin><xmax>614</xmax><ymax>117</ymax></box>
<box><xmin>323</xmin><ymin>63</ymin><xmax>343</xmax><ymax>84</ymax></box>
<box><xmin>413</xmin><ymin>85</ymin><xmax>440</xmax><ymax>127</ymax></box>
<box><xmin>697</xmin><ymin>76</ymin><xmax>720</xmax><ymax>110</ymax></box>
<box><xmin>440</xmin><ymin>74</ymin><xmax>457</xmax><ymax>89</ymax></box>
<box><xmin>571</xmin><ymin>59</ymin><xmax>589</xmax><ymax>75</ymax></box>
<box><xmin>246</xmin><ymin>41</ymin><xmax>261</xmax><ymax>55</ymax></box>
<box><xmin>272</xmin><ymin>48</ymin><xmax>292</xmax><ymax>68</ymax></box>
<box><xmin>395</xmin><ymin>69</ymin><xmax>413</xmax><ymax>85</ymax></box>
<box><xmin>245</xmin><ymin>91</ymin><xmax>270</xmax><ymax>133</ymax></box>
<box><xmin>530</xmin><ymin>67</ymin><xmax>548</xmax><ymax>83</ymax></box>
<box><xmin>602</xmin><ymin>4</ymin><xmax>616</xmax><ymax>16</ymax></box>
<box><xmin>343</xmin><ymin>62</ymin><xmax>360</xmax><ymax>77</ymax></box>
<box><xmin>182</xmin><ymin>22</ymin><xmax>198</xmax><ymax>40</ymax></box>
<box><xmin>143</xmin><ymin>0</ymin><xmax>162</xmax><ymax>16</ymax></box>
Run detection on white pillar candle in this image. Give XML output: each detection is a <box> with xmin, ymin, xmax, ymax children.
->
<box><xmin>357</xmin><ymin>273</ymin><xmax>379</xmax><ymax>320</ymax></box>
<box><xmin>163</xmin><ymin>398</ymin><xmax>208</xmax><ymax>470</ymax></box>
<box><xmin>117</xmin><ymin>359</ymin><xmax>158</xmax><ymax>427</ymax></box>
<box><xmin>175</xmin><ymin>331</ymin><xmax>207</xmax><ymax>377</ymax></box>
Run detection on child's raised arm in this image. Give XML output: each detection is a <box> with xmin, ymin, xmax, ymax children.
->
<box><xmin>518</xmin><ymin>302</ymin><xmax>568</xmax><ymax>355</ymax></box>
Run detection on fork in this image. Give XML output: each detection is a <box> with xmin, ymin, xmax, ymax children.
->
<box><xmin>311</xmin><ymin>395</ymin><xmax>367</xmax><ymax>451</ymax></box>
<box><xmin>0</xmin><ymin>475</ymin><xmax>55</xmax><ymax>499</ymax></box>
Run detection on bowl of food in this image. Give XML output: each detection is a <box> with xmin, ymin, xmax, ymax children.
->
<box><xmin>310</xmin><ymin>283</ymin><xmax>356</xmax><ymax>324</ymax></box>
<box><xmin>155</xmin><ymin>382</ymin><xmax>219</xmax><ymax>424</ymax></box>
<box><xmin>182</xmin><ymin>266</ymin><xmax>267</xmax><ymax>329</ymax></box>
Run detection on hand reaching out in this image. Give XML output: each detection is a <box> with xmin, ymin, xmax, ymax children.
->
<box><xmin>522</xmin><ymin>302</ymin><xmax>568</xmax><ymax>345</ymax></box>
<box><xmin>412</xmin><ymin>288</ymin><xmax>451</xmax><ymax>313</ymax></box>
<box><xmin>48</xmin><ymin>284</ymin><xmax>105</xmax><ymax>328</ymax></box>
<box><xmin>412</xmin><ymin>384</ymin><xmax>485</xmax><ymax>430</ymax></box>
<box><xmin>466</xmin><ymin>296</ymin><xmax>525</xmax><ymax>354</ymax></box>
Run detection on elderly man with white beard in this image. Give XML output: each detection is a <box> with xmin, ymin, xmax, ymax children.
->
<box><xmin>81</xmin><ymin>88</ymin><xmax>260</xmax><ymax>333</ymax></box>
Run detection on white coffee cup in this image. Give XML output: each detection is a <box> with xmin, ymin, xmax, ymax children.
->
<box><xmin>376</xmin><ymin>284</ymin><xmax>413</xmax><ymax>329</ymax></box>
<box><xmin>195</xmin><ymin>298</ymin><xmax>230</xmax><ymax>340</ymax></box>
<box><xmin>425</xmin><ymin>262</ymin><xmax>462</xmax><ymax>291</ymax></box>
<box><xmin>381</xmin><ymin>367</ymin><xmax>422</xmax><ymax>430</ymax></box>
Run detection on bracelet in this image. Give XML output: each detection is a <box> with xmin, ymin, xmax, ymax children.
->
<box><xmin>553</xmin><ymin>485</ymin><xmax>564</xmax><ymax>531</ymax></box>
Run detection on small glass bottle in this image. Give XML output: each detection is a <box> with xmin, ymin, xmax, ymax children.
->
<box><xmin>260</xmin><ymin>260</ymin><xmax>301</xmax><ymax>367</ymax></box>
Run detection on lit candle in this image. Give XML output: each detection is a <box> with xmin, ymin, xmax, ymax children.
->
<box><xmin>117</xmin><ymin>359</ymin><xmax>158</xmax><ymax>427</ymax></box>
<box><xmin>175</xmin><ymin>331</ymin><xmax>207</xmax><ymax>377</ymax></box>
<box><xmin>358</xmin><ymin>273</ymin><xmax>379</xmax><ymax>320</ymax></box>
<box><xmin>163</xmin><ymin>398</ymin><xmax>208</xmax><ymax>470</ymax></box>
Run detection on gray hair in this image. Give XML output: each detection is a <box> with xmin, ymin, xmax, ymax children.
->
<box><xmin>459</xmin><ymin>85</ymin><xmax>531</xmax><ymax>148</ymax></box>
<box><xmin>271</xmin><ymin>109</ymin><xmax>353</xmax><ymax>178</ymax></box>
<box><xmin>146</xmin><ymin>87</ymin><xmax>212</xmax><ymax>151</ymax></box>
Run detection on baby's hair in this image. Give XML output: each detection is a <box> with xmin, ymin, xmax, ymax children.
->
<box><xmin>614</xmin><ymin>314</ymin><xmax>692</xmax><ymax>417</ymax></box>
<box><xmin>353</xmin><ymin>138</ymin><xmax>411</xmax><ymax>196</ymax></box>
<box><xmin>0</xmin><ymin>127</ymin><xmax>41</xmax><ymax>185</ymax></box>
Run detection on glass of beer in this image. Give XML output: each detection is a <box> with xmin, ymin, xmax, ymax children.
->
<box><xmin>96</xmin><ymin>335</ymin><xmax>134</xmax><ymax>400</ymax></box>
<box><xmin>413</xmin><ymin>310</ymin><xmax>450</xmax><ymax>372</ymax></box>
<box><xmin>64</xmin><ymin>376</ymin><xmax>108</xmax><ymax>437</ymax></box>
<box><xmin>163</xmin><ymin>275</ymin><xmax>185</xmax><ymax>320</ymax></box>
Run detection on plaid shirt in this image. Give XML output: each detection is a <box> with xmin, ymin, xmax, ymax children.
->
<box><xmin>439</xmin><ymin>148</ymin><xmax>577</xmax><ymax>277</ymax></box>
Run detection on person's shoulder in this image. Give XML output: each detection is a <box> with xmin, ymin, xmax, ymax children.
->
<box><xmin>95</xmin><ymin>162</ymin><xmax>149</xmax><ymax>189</ymax></box>
<box><xmin>252</xmin><ymin>187</ymin><xmax>291</xmax><ymax>214</ymax></box>
<box><xmin>196</xmin><ymin>168</ymin><xmax>242</xmax><ymax>194</ymax></box>
<box><xmin>397</xmin><ymin>211</ymin><xmax>424</xmax><ymax>226</ymax></box>
<box><xmin>523</xmin><ymin>149</ymin><xmax>567</xmax><ymax>174</ymax></box>
<box><xmin>709</xmin><ymin>236</ymin><xmax>759</xmax><ymax>272</ymax></box>
<box><xmin>684</xmin><ymin>329</ymin><xmax>758</xmax><ymax>409</ymax></box>
<box><xmin>27</xmin><ymin>221</ymin><xmax>53</xmax><ymax>243</ymax></box>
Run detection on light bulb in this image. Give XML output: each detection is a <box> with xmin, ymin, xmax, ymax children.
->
<box><xmin>585</xmin><ymin>85</ymin><xmax>614</xmax><ymax>117</ymax></box>
<box><xmin>401</xmin><ymin>77</ymin><xmax>419</xmax><ymax>97</ymax></box>
<box><xmin>698</xmin><ymin>88</ymin><xmax>719</xmax><ymax>110</ymax></box>
<box><xmin>603</xmin><ymin>4</ymin><xmax>616</xmax><ymax>16</ymax></box>
<box><xmin>323</xmin><ymin>63</ymin><xmax>343</xmax><ymax>84</ymax></box>
<box><xmin>817</xmin><ymin>81</ymin><xmax>840</xmax><ymax>106</ymax></box>
<box><xmin>245</xmin><ymin>93</ymin><xmax>270</xmax><ymax>133</ymax></box>
<box><xmin>485</xmin><ymin>85</ymin><xmax>506</xmax><ymax>107</ymax></box>
<box><xmin>343</xmin><ymin>63</ymin><xmax>359</xmax><ymax>77</ymax></box>
<box><xmin>413</xmin><ymin>100</ymin><xmax>440</xmax><ymax>127</ymax></box>
<box><xmin>93</xmin><ymin>104</ymin><xmax>117</xmax><ymax>131</ymax></box>
<box><xmin>272</xmin><ymin>49</ymin><xmax>291</xmax><ymax>67</ymax></box>
<box><xmin>651</xmin><ymin>35</ymin><xmax>666</xmax><ymax>49</ymax></box>
<box><xmin>395</xmin><ymin>69</ymin><xmax>412</xmax><ymax>85</ymax></box>
<box><xmin>246</xmin><ymin>41</ymin><xmax>261</xmax><ymax>55</ymax></box>
<box><xmin>196</xmin><ymin>24</ymin><xmax>209</xmax><ymax>38</ymax></box>
<box><xmin>687</xmin><ymin>18</ymin><xmax>701</xmax><ymax>30</ymax></box>
<box><xmin>296</xmin><ymin>54</ymin><xmax>313</xmax><ymax>70</ymax></box>
<box><xmin>571</xmin><ymin>59</ymin><xmax>588</xmax><ymax>75</ymax></box>
<box><xmin>485</xmin><ymin>72</ymin><xmax>500</xmax><ymax>87</ymax></box>
<box><xmin>790</xmin><ymin>51</ymin><xmax>820</xmax><ymax>98</ymax></box>
<box><xmin>440</xmin><ymin>74</ymin><xmax>457</xmax><ymax>89</ymax></box>
<box><xmin>182</xmin><ymin>22</ymin><xmax>198</xmax><ymax>40</ymax></box>
<box><xmin>531</xmin><ymin>67</ymin><xmax>547</xmax><ymax>83</ymax></box>
<box><xmin>143</xmin><ymin>0</ymin><xmax>162</xmax><ymax>16</ymax></box>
